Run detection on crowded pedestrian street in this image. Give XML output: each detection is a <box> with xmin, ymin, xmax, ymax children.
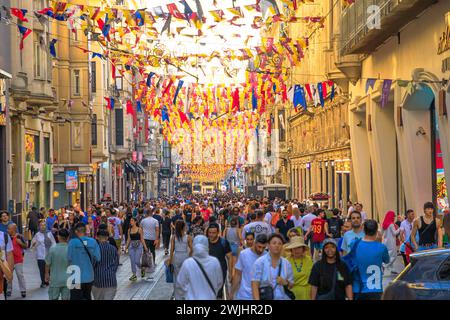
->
<box><xmin>1</xmin><ymin>0</ymin><xmax>450</xmax><ymax>304</ymax></box>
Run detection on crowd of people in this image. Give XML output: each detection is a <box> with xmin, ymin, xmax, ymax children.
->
<box><xmin>0</xmin><ymin>194</ymin><xmax>449</xmax><ymax>301</ymax></box>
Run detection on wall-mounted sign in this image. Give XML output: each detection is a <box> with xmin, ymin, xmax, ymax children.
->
<box><xmin>438</xmin><ymin>12</ymin><xmax>450</xmax><ymax>55</ymax></box>
<box><xmin>335</xmin><ymin>159</ymin><xmax>352</xmax><ymax>173</ymax></box>
<box><xmin>65</xmin><ymin>168</ymin><xmax>79</xmax><ymax>191</ymax></box>
<box><xmin>25</xmin><ymin>162</ymin><xmax>42</xmax><ymax>182</ymax></box>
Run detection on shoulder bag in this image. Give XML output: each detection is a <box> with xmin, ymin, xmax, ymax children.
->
<box><xmin>193</xmin><ymin>258</ymin><xmax>217</xmax><ymax>297</ymax></box>
<box><xmin>75</xmin><ymin>236</ymin><xmax>94</xmax><ymax>265</ymax></box>
<box><xmin>316</xmin><ymin>263</ymin><xmax>336</xmax><ymax>300</ymax></box>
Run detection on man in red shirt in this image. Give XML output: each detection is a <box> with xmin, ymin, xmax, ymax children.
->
<box><xmin>7</xmin><ymin>223</ymin><xmax>27</xmax><ymax>297</ymax></box>
<box><xmin>200</xmin><ymin>204</ymin><xmax>211</xmax><ymax>223</ymax></box>
<box><xmin>305</xmin><ymin>209</ymin><xmax>332</xmax><ymax>262</ymax></box>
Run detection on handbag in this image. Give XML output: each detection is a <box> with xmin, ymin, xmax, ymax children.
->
<box><xmin>141</xmin><ymin>251</ymin><xmax>155</xmax><ymax>273</ymax></box>
<box><xmin>259</xmin><ymin>259</ymin><xmax>295</xmax><ymax>300</ymax></box>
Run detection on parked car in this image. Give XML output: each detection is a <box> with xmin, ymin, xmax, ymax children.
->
<box><xmin>393</xmin><ymin>248</ymin><xmax>450</xmax><ymax>300</ymax></box>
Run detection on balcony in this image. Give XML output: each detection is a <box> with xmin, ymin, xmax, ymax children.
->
<box><xmin>341</xmin><ymin>0</ymin><xmax>437</xmax><ymax>56</ymax></box>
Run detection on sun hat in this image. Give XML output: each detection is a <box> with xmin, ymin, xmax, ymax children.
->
<box><xmin>285</xmin><ymin>236</ymin><xmax>309</xmax><ymax>250</ymax></box>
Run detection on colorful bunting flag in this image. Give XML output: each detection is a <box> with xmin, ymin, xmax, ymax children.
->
<box><xmin>17</xmin><ymin>25</ymin><xmax>32</xmax><ymax>50</ymax></box>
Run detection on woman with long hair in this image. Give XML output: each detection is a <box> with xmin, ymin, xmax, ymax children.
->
<box><xmin>125</xmin><ymin>217</ymin><xmax>148</xmax><ymax>281</ymax></box>
<box><xmin>308</xmin><ymin>239</ymin><xmax>353</xmax><ymax>300</ymax></box>
<box><xmin>224</xmin><ymin>216</ymin><xmax>242</xmax><ymax>280</ymax></box>
<box><xmin>168</xmin><ymin>220</ymin><xmax>192</xmax><ymax>300</ymax></box>
<box><xmin>382</xmin><ymin>211</ymin><xmax>401</xmax><ymax>274</ymax></box>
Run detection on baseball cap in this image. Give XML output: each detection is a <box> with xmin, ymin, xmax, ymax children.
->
<box><xmin>322</xmin><ymin>238</ymin><xmax>337</xmax><ymax>248</ymax></box>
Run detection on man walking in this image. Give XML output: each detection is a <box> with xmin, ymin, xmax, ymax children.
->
<box><xmin>67</xmin><ymin>223</ymin><xmax>101</xmax><ymax>300</ymax></box>
<box><xmin>0</xmin><ymin>211</ymin><xmax>13</xmax><ymax>234</ymax></box>
<box><xmin>353</xmin><ymin>220</ymin><xmax>390</xmax><ymax>300</ymax></box>
<box><xmin>46</xmin><ymin>229</ymin><xmax>70</xmax><ymax>300</ymax></box>
<box><xmin>241</xmin><ymin>209</ymin><xmax>272</xmax><ymax>240</ymax></box>
<box><xmin>399</xmin><ymin>209</ymin><xmax>415</xmax><ymax>266</ymax></box>
<box><xmin>230</xmin><ymin>234</ymin><xmax>268</xmax><ymax>300</ymax></box>
<box><xmin>411</xmin><ymin>202</ymin><xmax>443</xmax><ymax>251</ymax></box>
<box><xmin>141</xmin><ymin>208</ymin><xmax>160</xmax><ymax>264</ymax></box>
<box><xmin>207</xmin><ymin>223</ymin><xmax>232</xmax><ymax>299</ymax></box>
<box><xmin>92</xmin><ymin>229</ymin><xmax>119</xmax><ymax>300</ymax></box>
<box><xmin>341</xmin><ymin>211</ymin><xmax>365</xmax><ymax>255</ymax></box>
<box><xmin>27</xmin><ymin>207</ymin><xmax>42</xmax><ymax>247</ymax></box>
<box><xmin>275</xmin><ymin>209</ymin><xmax>295</xmax><ymax>241</ymax></box>
<box><xmin>6</xmin><ymin>223</ymin><xmax>27</xmax><ymax>298</ymax></box>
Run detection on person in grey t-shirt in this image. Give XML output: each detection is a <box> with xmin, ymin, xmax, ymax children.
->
<box><xmin>140</xmin><ymin>208</ymin><xmax>160</xmax><ymax>264</ymax></box>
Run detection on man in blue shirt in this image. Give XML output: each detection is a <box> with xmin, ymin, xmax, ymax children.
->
<box><xmin>46</xmin><ymin>209</ymin><xmax>57</xmax><ymax>232</ymax></box>
<box><xmin>0</xmin><ymin>211</ymin><xmax>13</xmax><ymax>233</ymax></box>
<box><xmin>67</xmin><ymin>222</ymin><xmax>101</xmax><ymax>300</ymax></box>
<box><xmin>341</xmin><ymin>211</ymin><xmax>365</xmax><ymax>255</ymax></box>
<box><xmin>353</xmin><ymin>219</ymin><xmax>390</xmax><ymax>300</ymax></box>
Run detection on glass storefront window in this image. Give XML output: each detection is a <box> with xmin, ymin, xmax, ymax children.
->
<box><xmin>25</xmin><ymin>134</ymin><xmax>40</xmax><ymax>163</ymax></box>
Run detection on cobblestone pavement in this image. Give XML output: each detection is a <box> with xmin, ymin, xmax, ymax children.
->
<box><xmin>7</xmin><ymin>248</ymin><xmax>404</xmax><ymax>300</ymax></box>
<box><xmin>8</xmin><ymin>247</ymin><xmax>172</xmax><ymax>300</ymax></box>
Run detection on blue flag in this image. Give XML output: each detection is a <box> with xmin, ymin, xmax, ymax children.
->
<box><xmin>162</xmin><ymin>106</ymin><xmax>170</xmax><ymax>122</ymax></box>
<box><xmin>330</xmin><ymin>84</ymin><xmax>335</xmax><ymax>101</ymax></box>
<box><xmin>317</xmin><ymin>82</ymin><xmax>325</xmax><ymax>107</ymax></box>
<box><xmin>49</xmin><ymin>39</ymin><xmax>57</xmax><ymax>58</ymax></box>
<box><xmin>146</xmin><ymin>72</ymin><xmax>155</xmax><ymax>87</ymax></box>
<box><xmin>293</xmin><ymin>85</ymin><xmax>307</xmax><ymax>110</ymax></box>
<box><xmin>136</xmin><ymin>101</ymin><xmax>142</xmax><ymax>113</ymax></box>
<box><xmin>173</xmin><ymin>80</ymin><xmax>184</xmax><ymax>105</ymax></box>
<box><xmin>252</xmin><ymin>88</ymin><xmax>258</xmax><ymax>111</ymax></box>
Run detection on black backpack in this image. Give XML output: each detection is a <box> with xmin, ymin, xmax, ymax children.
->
<box><xmin>328</xmin><ymin>218</ymin><xmax>342</xmax><ymax>238</ymax></box>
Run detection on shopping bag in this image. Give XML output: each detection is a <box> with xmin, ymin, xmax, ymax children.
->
<box><xmin>165</xmin><ymin>263</ymin><xmax>174</xmax><ymax>283</ymax></box>
<box><xmin>141</xmin><ymin>251</ymin><xmax>155</xmax><ymax>273</ymax></box>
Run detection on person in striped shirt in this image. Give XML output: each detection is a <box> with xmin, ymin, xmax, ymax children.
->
<box><xmin>92</xmin><ymin>229</ymin><xmax>119</xmax><ymax>300</ymax></box>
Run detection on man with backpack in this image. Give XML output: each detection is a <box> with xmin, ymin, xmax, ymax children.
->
<box><xmin>207</xmin><ymin>223</ymin><xmax>232</xmax><ymax>299</ymax></box>
<box><xmin>328</xmin><ymin>208</ymin><xmax>344</xmax><ymax>241</ymax></box>
<box><xmin>349</xmin><ymin>220</ymin><xmax>389</xmax><ymax>300</ymax></box>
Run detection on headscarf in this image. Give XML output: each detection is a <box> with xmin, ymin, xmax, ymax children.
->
<box><xmin>382</xmin><ymin>211</ymin><xmax>396</xmax><ymax>230</ymax></box>
<box><xmin>192</xmin><ymin>235</ymin><xmax>209</xmax><ymax>261</ymax></box>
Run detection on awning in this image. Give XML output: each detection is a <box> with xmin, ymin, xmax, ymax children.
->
<box><xmin>124</xmin><ymin>160</ymin><xmax>136</xmax><ymax>173</ymax></box>
<box><xmin>136</xmin><ymin>163</ymin><xmax>145</xmax><ymax>174</ymax></box>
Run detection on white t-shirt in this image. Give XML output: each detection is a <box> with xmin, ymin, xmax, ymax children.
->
<box><xmin>31</xmin><ymin>231</ymin><xmax>56</xmax><ymax>260</ymax></box>
<box><xmin>347</xmin><ymin>206</ymin><xmax>355</xmax><ymax>216</ymax></box>
<box><xmin>242</xmin><ymin>221</ymin><xmax>272</xmax><ymax>240</ymax></box>
<box><xmin>108</xmin><ymin>217</ymin><xmax>122</xmax><ymax>240</ymax></box>
<box><xmin>0</xmin><ymin>231</ymin><xmax>13</xmax><ymax>255</ymax></box>
<box><xmin>360</xmin><ymin>211</ymin><xmax>367</xmax><ymax>222</ymax></box>
<box><xmin>399</xmin><ymin>220</ymin><xmax>413</xmax><ymax>242</ymax></box>
<box><xmin>290</xmin><ymin>215</ymin><xmax>303</xmax><ymax>228</ymax></box>
<box><xmin>264</xmin><ymin>212</ymin><xmax>272</xmax><ymax>224</ymax></box>
<box><xmin>141</xmin><ymin>216</ymin><xmax>159</xmax><ymax>240</ymax></box>
<box><xmin>301</xmin><ymin>213</ymin><xmax>316</xmax><ymax>232</ymax></box>
<box><xmin>235</xmin><ymin>248</ymin><xmax>266</xmax><ymax>300</ymax></box>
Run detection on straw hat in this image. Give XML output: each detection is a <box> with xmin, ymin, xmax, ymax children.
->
<box><xmin>285</xmin><ymin>236</ymin><xmax>309</xmax><ymax>250</ymax></box>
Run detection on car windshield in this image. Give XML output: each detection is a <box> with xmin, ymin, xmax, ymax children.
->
<box><xmin>400</xmin><ymin>255</ymin><xmax>448</xmax><ymax>282</ymax></box>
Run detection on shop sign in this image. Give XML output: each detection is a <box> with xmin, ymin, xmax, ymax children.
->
<box><xmin>335</xmin><ymin>159</ymin><xmax>352</xmax><ymax>173</ymax></box>
<box><xmin>26</xmin><ymin>162</ymin><xmax>42</xmax><ymax>182</ymax></box>
<box><xmin>65</xmin><ymin>167</ymin><xmax>79</xmax><ymax>191</ymax></box>
<box><xmin>438</xmin><ymin>12</ymin><xmax>450</xmax><ymax>55</ymax></box>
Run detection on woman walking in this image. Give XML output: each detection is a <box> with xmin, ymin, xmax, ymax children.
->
<box><xmin>125</xmin><ymin>217</ymin><xmax>148</xmax><ymax>281</ymax></box>
<box><xmin>30</xmin><ymin>221</ymin><xmax>56</xmax><ymax>288</ymax></box>
<box><xmin>224</xmin><ymin>216</ymin><xmax>242</xmax><ymax>280</ymax></box>
<box><xmin>251</xmin><ymin>234</ymin><xmax>294</xmax><ymax>300</ymax></box>
<box><xmin>168</xmin><ymin>220</ymin><xmax>192</xmax><ymax>300</ymax></box>
<box><xmin>285</xmin><ymin>237</ymin><xmax>313</xmax><ymax>300</ymax></box>
<box><xmin>382</xmin><ymin>211</ymin><xmax>400</xmax><ymax>275</ymax></box>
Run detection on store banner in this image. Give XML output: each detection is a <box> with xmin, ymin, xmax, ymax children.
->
<box><xmin>381</xmin><ymin>79</ymin><xmax>393</xmax><ymax>108</ymax></box>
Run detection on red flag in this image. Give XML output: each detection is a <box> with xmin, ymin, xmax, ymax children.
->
<box><xmin>17</xmin><ymin>25</ymin><xmax>32</xmax><ymax>50</ymax></box>
<box><xmin>322</xmin><ymin>81</ymin><xmax>328</xmax><ymax>99</ymax></box>
<box><xmin>167</xmin><ymin>3</ymin><xmax>186</xmax><ymax>20</ymax></box>
<box><xmin>126</xmin><ymin>100</ymin><xmax>134</xmax><ymax>115</ymax></box>
<box><xmin>163</xmin><ymin>79</ymin><xmax>174</xmax><ymax>97</ymax></box>
<box><xmin>178</xmin><ymin>110</ymin><xmax>189</xmax><ymax>124</ymax></box>
<box><xmin>232</xmin><ymin>88</ymin><xmax>240</xmax><ymax>112</ymax></box>
<box><xmin>305</xmin><ymin>83</ymin><xmax>313</xmax><ymax>101</ymax></box>
<box><xmin>10</xmin><ymin>8</ymin><xmax>28</xmax><ymax>22</ymax></box>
